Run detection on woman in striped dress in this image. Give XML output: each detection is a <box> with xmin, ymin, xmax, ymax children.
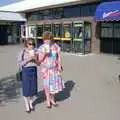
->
<box><xmin>18</xmin><ymin>39</ymin><xmax>38</xmax><ymax>113</ymax></box>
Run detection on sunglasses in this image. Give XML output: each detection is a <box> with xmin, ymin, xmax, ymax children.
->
<box><xmin>28</xmin><ymin>43</ymin><xmax>34</xmax><ymax>46</ymax></box>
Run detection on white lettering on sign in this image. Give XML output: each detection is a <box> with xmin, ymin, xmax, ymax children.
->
<box><xmin>103</xmin><ymin>10</ymin><xmax>119</xmax><ymax>18</ymax></box>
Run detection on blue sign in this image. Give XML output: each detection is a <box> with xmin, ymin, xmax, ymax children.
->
<box><xmin>95</xmin><ymin>1</ymin><xmax>120</xmax><ymax>21</ymax></box>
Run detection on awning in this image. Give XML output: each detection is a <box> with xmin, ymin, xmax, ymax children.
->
<box><xmin>0</xmin><ymin>0</ymin><xmax>100</xmax><ymax>12</ymax></box>
<box><xmin>95</xmin><ymin>1</ymin><xmax>120</xmax><ymax>21</ymax></box>
<box><xmin>0</xmin><ymin>11</ymin><xmax>26</xmax><ymax>22</ymax></box>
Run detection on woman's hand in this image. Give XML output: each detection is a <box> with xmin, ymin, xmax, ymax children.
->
<box><xmin>31</xmin><ymin>54</ymin><xmax>41</xmax><ymax>66</ymax></box>
<box><xmin>28</xmin><ymin>55</ymin><xmax>37</xmax><ymax>63</ymax></box>
<box><xmin>57</xmin><ymin>65</ymin><xmax>63</xmax><ymax>73</ymax></box>
<box><xmin>30</xmin><ymin>54</ymin><xmax>38</xmax><ymax>60</ymax></box>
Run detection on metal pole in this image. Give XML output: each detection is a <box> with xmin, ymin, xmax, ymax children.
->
<box><xmin>82</xmin><ymin>22</ymin><xmax>85</xmax><ymax>55</ymax></box>
<box><xmin>35</xmin><ymin>24</ymin><xmax>37</xmax><ymax>48</ymax></box>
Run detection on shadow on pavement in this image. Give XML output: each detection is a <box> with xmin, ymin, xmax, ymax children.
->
<box><xmin>33</xmin><ymin>90</ymin><xmax>46</xmax><ymax>107</ymax></box>
<box><xmin>118</xmin><ymin>57</ymin><xmax>120</xmax><ymax>60</ymax></box>
<box><xmin>56</xmin><ymin>80</ymin><xmax>75</xmax><ymax>101</ymax></box>
<box><xmin>33</xmin><ymin>80</ymin><xmax>75</xmax><ymax>106</ymax></box>
<box><xmin>0</xmin><ymin>74</ymin><xmax>21</xmax><ymax>106</ymax></box>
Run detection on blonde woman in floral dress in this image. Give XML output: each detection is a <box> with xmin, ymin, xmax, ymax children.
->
<box><xmin>38</xmin><ymin>31</ymin><xmax>64</xmax><ymax>108</ymax></box>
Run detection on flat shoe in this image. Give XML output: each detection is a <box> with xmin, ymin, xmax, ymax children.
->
<box><xmin>30</xmin><ymin>107</ymin><xmax>35</xmax><ymax>111</ymax></box>
<box><xmin>46</xmin><ymin>105</ymin><xmax>52</xmax><ymax>109</ymax></box>
<box><xmin>26</xmin><ymin>110</ymin><xmax>31</xmax><ymax>113</ymax></box>
<box><xmin>52</xmin><ymin>104</ymin><xmax>58</xmax><ymax>107</ymax></box>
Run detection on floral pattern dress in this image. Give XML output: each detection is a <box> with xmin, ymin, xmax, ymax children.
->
<box><xmin>38</xmin><ymin>43</ymin><xmax>65</xmax><ymax>94</ymax></box>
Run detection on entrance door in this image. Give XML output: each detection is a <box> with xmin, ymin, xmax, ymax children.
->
<box><xmin>0</xmin><ymin>26</ymin><xmax>8</xmax><ymax>45</ymax></box>
<box><xmin>101</xmin><ymin>38</ymin><xmax>120</xmax><ymax>54</ymax></box>
<box><xmin>36</xmin><ymin>25</ymin><xmax>43</xmax><ymax>47</ymax></box>
<box><xmin>44</xmin><ymin>24</ymin><xmax>52</xmax><ymax>32</ymax></box>
<box><xmin>73</xmin><ymin>21</ymin><xmax>84</xmax><ymax>53</ymax></box>
<box><xmin>84</xmin><ymin>22</ymin><xmax>92</xmax><ymax>54</ymax></box>
<box><xmin>113</xmin><ymin>23</ymin><xmax>120</xmax><ymax>54</ymax></box>
<box><xmin>53</xmin><ymin>23</ymin><xmax>62</xmax><ymax>47</ymax></box>
<box><xmin>61</xmin><ymin>21</ymin><xmax>72</xmax><ymax>52</ymax></box>
<box><xmin>100</xmin><ymin>38</ymin><xmax>113</xmax><ymax>53</ymax></box>
<box><xmin>100</xmin><ymin>22</ymin><xmax>120</xmax><ymax>54</ymax></box>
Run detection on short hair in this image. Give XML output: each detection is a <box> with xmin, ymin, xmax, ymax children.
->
<box><xmin>42</xmin><ymin>31</ymin><xmax>53</xmax><ymax>40</ymax></box>
<box><xmin>24</xmin><ymin>38</ymin><xmax>35</xmax><ymax>47</ymax></box>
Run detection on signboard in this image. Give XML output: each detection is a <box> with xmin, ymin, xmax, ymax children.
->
<box><xmin>21</xmin><ymin>25</ymin><xmax>26</xmax><ymax>38</ymax></box>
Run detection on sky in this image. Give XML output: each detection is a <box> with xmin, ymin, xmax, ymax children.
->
<box><xmin>0</xmin><ymin>0</ymin><xmax>23</xmax><ymax>6</ymax></box>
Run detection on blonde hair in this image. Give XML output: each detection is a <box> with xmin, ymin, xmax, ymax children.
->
<box><xmin>42</xmin><ymin>31</ymin><xmax>53</xmax><ymax>40</ymax></box>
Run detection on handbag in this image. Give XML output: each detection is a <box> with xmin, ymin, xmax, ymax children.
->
<box><xmin>16</xmin><ymin>49</ymin><xmax>25</xmax><ymax>81</ymax></box>
<box><xmin>16</xmin><ymin>69</ymin><xmax>22</xmax><ymax>81</ymax></box>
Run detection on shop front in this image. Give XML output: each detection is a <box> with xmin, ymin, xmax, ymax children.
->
<box><xmin>22</xmin><ymin>1</ymin><xmax>99</xmax><ymax>54</ymax></box>
<box><xmin>95</xmin><ymin>1</ymin><xmax>120</xmax><ymax>54</ymax></box>
<box><xmin>23</xmin><ymin>19</ymin><xmax>92</xmax><ymax>54</ymax></box>
<box><xmin>0</xmin><ymin>11</ymin><xmax>26</xmax><ymax>45</ymax></box>
<box><xmin>0</xmin><ymin>22</ymin><xmax>22</xmax><ymax>45</ymax></box>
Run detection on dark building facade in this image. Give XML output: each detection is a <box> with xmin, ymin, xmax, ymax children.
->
<box><xmin>0</xmin><ymin>22</ymin><xmax>23</xmax><ymax>45</ymax></box>
<box><xmin>0</xmin><ymin>11</ymin><xmax>26</xmax><ymax>45</ymax></box>
<box><xmin>96</xmin><ymin>0</ymin><xmax>120</xmax><ymax>54</ymax></box>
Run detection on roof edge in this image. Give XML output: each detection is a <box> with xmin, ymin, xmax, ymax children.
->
<box><xmin>22</xmin><ymin>0</ymin><xmax>101</xmax><ymax>12</ymax></box>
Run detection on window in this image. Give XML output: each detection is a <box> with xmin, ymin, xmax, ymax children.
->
<box><xmin>101</xmin><ymin>23</ymin><xmax>113</xmax><ymax>38</ymax></box>
<box><xmin>70</xmin><ymin>5</ymin><xmax>80</xmax><ymax>17</ymax></box>
<box><xmin>81</xmin><ymin>5</ymin><xmax>90</xmax><ymax>16</ymax></box>
<box><xmin>64</xmin><ymin>5</ymin><xmax>80</xmax><ymax>18</ymax></box>
<box><xmin>53</xmin><ymin>8</ymin><xmax>64</xmax><ymax>19</ymax></box>
<box><xmin>63</xmin><ymin>7</ymin><xmax>72</xmax><ymax>18</ymax></box>
<box><xmin>113</xmin><ymin>23</ymin><xmax>120</xmax><ymax>38</ymax></box>
<box><xmin>81</xmin><ymin>4</ymin><xmax>98</xmax><ymax>17</ymax></box>
<box><xmin>53</xmin><ymin>24</ymin><xmax>61</xmax><ymax>38</ymax></box>
<box><xmin>63</xmin><ymin>23</ymin><xmax>72</xmax><ymax>38</ymax></box>
<box><xmin>73</xmin><ymin>22</ymin><xmax>83</xmax><ymax>40</ymax></box>
<box><xmin>26</xmin><ymin>3</ymin><xmax>99</xmax><ymax>21</ymax></box>
<box><xmin>43</xmin><ymin>9</ymin><xmax>53</xmax><ymax>20</ymax></box>
<box><xmin>37</xmin><ymin>25</ymin><xmax>43</xmax><ymax>37</ymax></box>
<box><xmin>101</xmin><ymin>23</ymin><xmax>120</xmax><ymax>38</ymax></box>
<box><xmin>37</xmin><ymin>11</ymin><xmax>44</xmax><ymax>20</ymax></box>
<box><xmin>84</xmin><ymin>23</ymin><xmax>91</xmax><ymax>39</ymax></box>
<box><xmin>101</xmin><ymin>27</ymin><xmax>113</xmax><ymax>38</ymax></box>
<box><xmin>89</xmin><ymin>4</ymin><xmax>98</xmax><ymax>16</ymax></box>
<box><xmin>74</xmin><ymin>27</ymin><xmax>83</xmax><ymax>39</ymax></box>
<box><xmin>28</xmin><ymin>25</ymin><xmax>36</xmax><ymax>38</ymax></box>
<box><xmin>28</xmin><ymin>13</ymin><xmax>38</xmax><ymax>21</ymax></box>
<box><xmin>44</xmin><ymin>24</ymin><xmax>52</xmax><ymax>32</ymax></box>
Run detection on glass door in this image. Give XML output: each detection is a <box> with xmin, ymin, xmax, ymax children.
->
<box><xmin>21</xmin><ymin>25</ymin><xmax>26</xmax><ymax>39</ymax></box>
<box><xmin>53</xmin><ymin>23</ymin><xmax>61</xmax><ymax>40</ymax></box>
<box><xmin>84</xmin><ymin>22</ymin><xmax>92</xmax><ymax>53</ymax></box>
<box><xmin>28</xmin><ymin>25</ymin><xmax>36</xmax><ymax>38</ymax></box>
<box><xmin>36</xmin><ymin>24</ymin><xmax>43</xmax><ymax>47</ymax></box>
<box><xmin>53</xmin><ymin>23</ymin><xmax>62</xmax><ymax>47</ymax></box>
<box><xmin>73</xmin><ymin>21</ymin><xmax>84</xmax><ymax>53</ymax></box>
<box><xmin>36</xmin><ymin>25</ymin><xmax>43</xmax><ymax>39</ymax></box>
<box><xmin>26</xmin><ymin>25</ymin><xmax>37</xmax><ymax>47</ymax></box>
<box><xmin>62</xmin><ymin>22</ymin><xmax>72</xmax><ymax>52</ymax></box>
<box><xmin>44</xmin><ymin>24</ymin><xmax>52</xmax><ymax>32</ymax></box>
